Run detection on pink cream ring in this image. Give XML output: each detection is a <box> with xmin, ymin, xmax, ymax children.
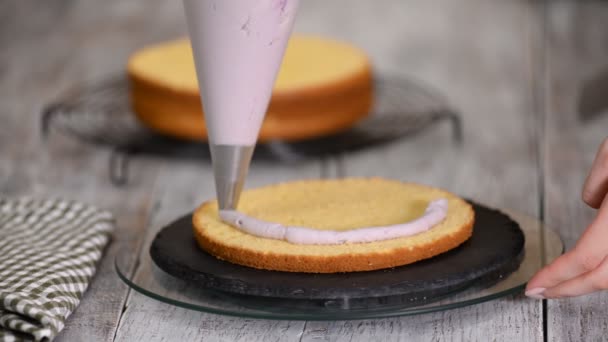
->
<box><xmin>219</xmin><ymin>199</ymin><xmax>448</xmax><ymax>245</ymax></box>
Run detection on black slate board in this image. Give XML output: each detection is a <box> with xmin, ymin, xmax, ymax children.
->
<box><xmin>150</xmin><ymin>203</ymin><xmax>525</xmax><ymax>300</ymax></box>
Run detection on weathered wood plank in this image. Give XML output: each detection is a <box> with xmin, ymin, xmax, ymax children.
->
<box><xmin>543</xmin><ymin>1</ymin><xmax>608</xmax><ymax>341</ymax></box>
<box><xmin>38</xmin><ymin>0</ymin><xmax>189</xmax><ymax>339</ymax></box>
<box><xmin>1</xmin><ymin>1</ymin><xmax>189</xmax><ymax>341</ymax></box>
<box><xmin>12</xmin><ymin>0</ymin><xmax>604</xmax><ymax>341</ymax></box>
<box><xmin>46</xmin><ymin>144</ymin><xmax>162</xmax><ymax>342</ymax></box>
<box><xmin>300</xmin><ymin>0</ymin><xmax>544</xmax><ymax>341</ymax></box>
<box><xmin>47</xmin><ymin>0</ymin><xmax>190</xmax><ymax>338</ymax></box>
<box><xmin>0</xmin><ymin>4</ymin><xmax>163</xmax><ymax>341</ymax></box>
<box><xmin>113</xmin><ymin>160</ymin><xmax>322</xmax><ymax>341</ymax></box>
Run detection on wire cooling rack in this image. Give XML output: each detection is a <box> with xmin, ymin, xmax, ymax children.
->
<box><xmin>41</xmin><ymin>75</ymin><xmax>462</xmax><ymax>186</ymax></box>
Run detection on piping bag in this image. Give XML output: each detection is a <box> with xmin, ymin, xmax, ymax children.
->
<box><xmin>182</xmin><ymin>0</ymin><xmax>300</xmax><ymax>209</ymax></box>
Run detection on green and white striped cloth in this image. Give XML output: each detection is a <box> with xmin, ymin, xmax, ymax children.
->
<box><xmin>0</xmin><ymin>197</ymin><xmax>114</xmax><ymax>342</ymax></box>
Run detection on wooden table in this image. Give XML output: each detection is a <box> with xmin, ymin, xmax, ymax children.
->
<box><xmin>2</xmin><ymin>0</ymin><xmax>608</xmax><ymax>340</ymax></box>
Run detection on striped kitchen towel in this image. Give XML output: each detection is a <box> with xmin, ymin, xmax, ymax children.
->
<box><xmin>0</xmin><ymin>197</ymin><xmax>114</xmax><ymax>342</ymax></box>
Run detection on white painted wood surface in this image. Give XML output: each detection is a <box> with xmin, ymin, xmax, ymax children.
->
<box><xmin>112</xmin><ymin>160</ymin><xmax>321</xmax><ymax>341</ymax></box>
<box><xmin>115</xmin><ymin>0</ymin><xmax>545</xmax><ymax>341</ymax></box>
<box><xmin>299</xmin><ymin>0</ymin><xmax>544</xmax><ymax>341</ymax></box>
<box><xmin>2</xmin><ymin>0</ymin><xmax>608</xmax><ymax>341</ymax></box>
<box><xmin>543</xmin><ymin>2</ymin><xmax>608</xmax><ymax>341</ymax></box>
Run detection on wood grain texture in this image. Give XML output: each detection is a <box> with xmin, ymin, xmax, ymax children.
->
<box><xmin>0</xmin><ymin>4</ymin><xmax>162</xmax><ymax>340</ymax></box>
<box><xmin>3</xmin><ymin>0</ymin><xmax>608</xmax><ymax>340</ymax></box>
<box><xmin>39</xmin><ymin>0</ymin><xmax>189</xmax><ymax>339</ymax></box>
<box><xmin>0</xmin><ymin>1</ymin><xmax>184</xmax><ymax>341</ymax></box>
<box><xmin>299</xmin><ymin>0</ymin><xmax>544</xmax><ymax>341</ymax></box>
<box><xmin>543</xmin><ymin>1</ymin><xmax>608</xmax><ymax>341</ymax></box>
<box><xmin>113</xmin><ymin>160</ymin><xmax>321</xmax><ymax>342</ymax></box>
<box><xmin>48</xmin><ymin>1</ymin><xmax>190</xmax><ymax>339</ymax></box>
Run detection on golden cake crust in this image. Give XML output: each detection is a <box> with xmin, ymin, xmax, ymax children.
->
<box><xmin>127</xmin><ymin>36</ymin><xmax>374</xmax><ymax>142</ymax></box>
<box><xmin>192</xmin><ymin>178</ymin><xmax>475</xmax><ymax>273</ymax></box>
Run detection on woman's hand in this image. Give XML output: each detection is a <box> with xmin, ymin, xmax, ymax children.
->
<box><xmin>526</xmin><ymin>139</ymin><xmax>608</xmax><ymax>299</ymax></box>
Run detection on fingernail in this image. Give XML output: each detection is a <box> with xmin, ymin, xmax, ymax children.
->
<box><xmin>525</xmin><ymin>287</ymin><xmax>546</xmax><ymax>299</ymax></box>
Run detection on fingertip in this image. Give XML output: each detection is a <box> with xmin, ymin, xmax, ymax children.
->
<box><xmin>526</xmin><ymin>273</ymin><xmax>539</xmax><ymax>289</ymax></box>
<box><xmin>582</xmin><ymin>189</ymin><xmax>597</xmax><ymax>208</ymax></box>
<box><xmin>525</xmin><ymin>287</ymin><xmax>546</xmax><ymax>299</ymax></box>
<box><xmin>526</xmin><ymin>270</ymin><xmax>547</xmax><ymax>291</ymax></box>
<box><xmin>582</xmin><ymin>188</ymin><xmax>601</xmax><ymax>209</ymax></box>
<box><xmin>526</xmin><ymin>251</ymin><xmax>580</xmax><ymax>290</ymax></box>
<box><xmin>527</xmin><ymin>262</ymin><xmax>557</xmax><ymax>290</ymax></box>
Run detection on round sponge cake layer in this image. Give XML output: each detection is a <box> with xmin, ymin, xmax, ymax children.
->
<box><xmin>127</xmin><ymin>35</ymin><xmax>373</xmax><ymax>142</ymax></box>
<box><xmin>193</xmin><ymin>178</ymin><xmax>475</xmax><ymax>273</ymax></box>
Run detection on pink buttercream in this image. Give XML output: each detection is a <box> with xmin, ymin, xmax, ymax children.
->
<box><xmin>219</xmin><ymin>199</ymin><xmax>448</xmax><ymax>245</ymax></box>
<box><xmin>183</xmin><ymin>0</ymin><xmax>300</xmax><ymax>146</ymax></box>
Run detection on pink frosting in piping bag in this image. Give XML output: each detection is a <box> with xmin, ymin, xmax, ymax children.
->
<box><xmin>183</xmin><ymin>0</ymin><xmax>300</xmax><ymax>146</ymax></box>
<box><xmin>219</xmin><ymin>199</ymin><xmax>449</xmax><ymax>245</ymax></box>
